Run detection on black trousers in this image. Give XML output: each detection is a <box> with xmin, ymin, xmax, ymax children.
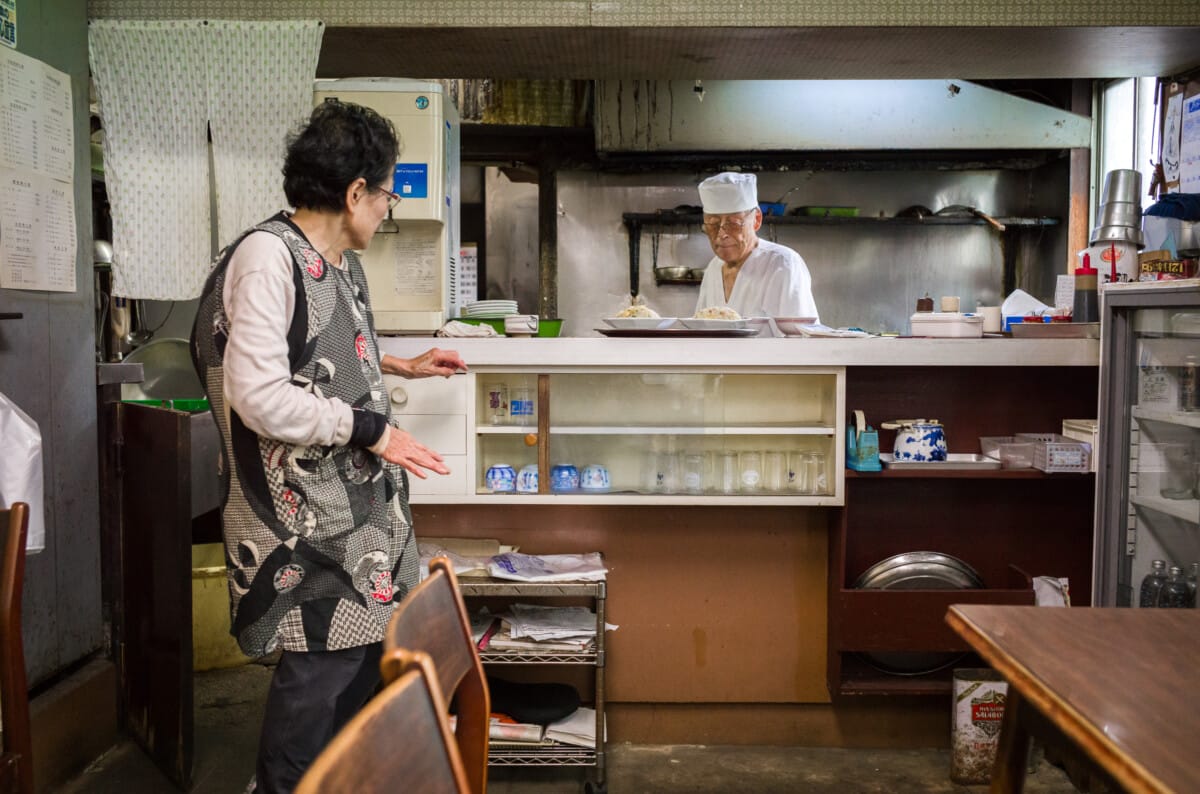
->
<box><xmin>255</xmin><ymin>642</ymin><xmax>383</xmax><ymax>794</ymax></box>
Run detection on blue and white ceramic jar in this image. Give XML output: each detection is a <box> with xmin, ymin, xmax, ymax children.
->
<box><xmin>516</xmin><ymin>464</ymin><xmax>539</xmax><ymax>494</ymax></box>
<box><xmin>891</xmin><ymin>421</ymin><xmax>948</xmax><ymax>462</ymax></box>
<box><xmin>550</xmin><ymin>463</ymin><xmax>580</xmax><ymax>492</ymax></box>
<box><xmin>485</xmin><ymin>463</ymin><xmax>516</xmax><ymax>492</ymax></box>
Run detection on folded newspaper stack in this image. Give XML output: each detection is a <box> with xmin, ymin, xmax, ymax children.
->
<box><xmin>544</xmin><ymin>707</ymin><xmax>601</xmax><ymax>749</ymax></box>
<box><xmin>486</xmin><ymin>603</ymin><xmax>617</xmax><ymax>652</ymax></box>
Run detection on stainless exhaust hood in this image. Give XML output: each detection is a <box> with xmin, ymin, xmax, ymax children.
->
<box><xmin>595</xmin><ymin>80</ymin><xmax>1091</xmax><ymax>152</ymax></box>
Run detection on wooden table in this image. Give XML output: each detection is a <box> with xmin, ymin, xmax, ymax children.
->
<box><xmin>945</xmin><ymin>605</ymin><xmax>1200</xmax><ymax>794</ymax></box>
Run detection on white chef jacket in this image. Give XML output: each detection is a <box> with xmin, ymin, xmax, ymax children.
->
<box><xmin>694</xmin><ymin>238</ymin><xmax>819</xmax><ymax>321</ymax></box>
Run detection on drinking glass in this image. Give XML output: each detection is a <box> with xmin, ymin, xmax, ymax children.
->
<box><xmin>484</xmin><ymin>382</ymin><xmax>508</xmax><ymax>425</ymax></box>
<box><xmin>786</xmin><ymin>451</ymin><xmax>804</xmax><ymax>491</ymax></box>
<box><xmin>717</xmin><ymin>451</ymin><xmax>739</xmax><ymax>494</ymax></box>
<box><xmin>643</xmin><ymin>451</ymin><xmax>680</xmax><ymax>493</ymax></box>
<box><xmin>683</xmin><ymin>453</ymin><xmax>705</xmax><ymax>494</ymax></box>
<box><xmin>740</xmin><ymin>451</ymin><xmax>762</xmax><ymax>493</ymax></box>
<box><xmin>763</xmin><ymin>451</ymin><xmax>786</xmax><ymax>492</ymax></box>
<box><xmin>806</xmin><ymin>451</ymin><xmax>828</xmax><ymax>495</ymax></box>
<box><xmin>661</xmin><ymin>451</ymin><xmax>681</xmax><ymax>494</ymax></box>
<box><xmin>509</xmin><ymin>386</ymin><xmax>535</xmax><ymax>425</ymax></box>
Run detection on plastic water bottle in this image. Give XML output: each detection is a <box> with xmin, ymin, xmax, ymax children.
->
<box><xmin>1138</xmin><ymin>560</ymin><xmax>1168</xmax><ymax>607</ymax></box>
<box><xmin>1161</xmin><ymin>566</ymin><xmax>1191</xmax><ymax>608</ymax></box>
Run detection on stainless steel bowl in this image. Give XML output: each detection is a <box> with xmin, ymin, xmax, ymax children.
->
<box><xmin>1099</xmin><ymin>169</ymin><xmax>1142</xmax><ymax>205</ymax></box>
<box><xmin>1096</xmin><ymin>201</ymin><xmax>1142</xmax><ymax>228</ymax></box>
<box><xmin>1090</xmin><ymin>225</ymin><xmax>1145</xmax><ymax>247</ymax></box>
<box><xmin>120</xmin><ymin>337</ymin><xmax>205</xmax><ymax>401</ymax></box>
<box><xmin>854</xmin><ymin>551</ymin><xmax>984</xmax><ymax>589</ymax></box>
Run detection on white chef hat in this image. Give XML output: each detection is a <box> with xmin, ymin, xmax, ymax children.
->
<box><xmin>698</xmin><ymin>172</ymin><xmax>758</xmax><ymax>214</ymax></box>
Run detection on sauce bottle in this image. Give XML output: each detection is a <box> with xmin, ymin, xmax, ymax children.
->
<box><xmin>1073</xmin><ymin>253</ymin><xmax>1099</xmax><ymax>323</ymax></box>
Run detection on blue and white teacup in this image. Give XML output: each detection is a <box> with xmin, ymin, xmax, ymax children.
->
<box><xmin>485</xmin><ymin>463</ymin><xmax>516</xmax><ymax>492</ymax></box>
<box><xmin>550</xmin><ymin>463</ymin><xmax>580</xmax><ymax>492</ymax></box>
<box><xmin>517</xmin><ymin>464</ymin><xmax>539</xmax><ymax>493</ymax></box>
<box><xmin>580</xmin><ymin>464</ymin><xmax>611</xmax><ymax>491</ymax></box>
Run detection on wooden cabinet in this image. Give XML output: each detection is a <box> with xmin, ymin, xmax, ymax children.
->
<box><xmin>826</xmin><ymin>364</ymin><xmax>1099</xmax><ymax>697</ymax></box>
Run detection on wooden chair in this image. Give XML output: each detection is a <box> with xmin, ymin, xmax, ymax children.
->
<box><xmin>381</xmin><ymin>557</ymin><xmax>489</xmax><ymax>794</ymax></box>
<box><xmin>0</xmin><ymin>503</ymin><xmax>32</xmax><ymax>794</ymax></box>
<box><xmin>297</xmin><ymin>651</ymin><xmax>469</xmax><ymax>794</ymax></box>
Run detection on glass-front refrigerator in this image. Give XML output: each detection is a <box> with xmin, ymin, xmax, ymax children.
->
<box><xmin>1094</xmin><ymin>282</ymin><xmax>1200</xmax><ymax>607</ymax></box>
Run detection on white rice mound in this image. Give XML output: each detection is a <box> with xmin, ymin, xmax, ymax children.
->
<box><xmin>616</xmin><ymin>304</ymin><xmax>660</xmax><ymax>318</ymax></box>
<box><xmin>694</xmin><ymin>306</ymin><xmax>741</xmax><ymax>320</ymax></box>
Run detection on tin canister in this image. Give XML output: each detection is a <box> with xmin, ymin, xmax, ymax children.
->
<box><xmin>951</xmin><ymin>668</ymin><xmax>1007</xmax><ymax>784</ymax></box>
<box><xmin>1182</xmin><ymin>355</ymin><xmax>1199</xmax><ymax>412</ymax></box>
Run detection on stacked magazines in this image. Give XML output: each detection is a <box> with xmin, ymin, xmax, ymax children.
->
<box><xmin>471</xmin><ymin>603</ymin><xmax>617</xmax><ymax>654</ymax></box>
<box><xmin>484</xmin><ymin>708</ymin><xmax>602</xmax><ymax>751</ymax></box>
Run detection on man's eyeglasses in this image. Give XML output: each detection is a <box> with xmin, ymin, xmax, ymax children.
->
<box><xmin>702</xmin><ymin>212</ymin><xmax>753</xmax><ymax>234</ymax></box>
<box><xmin>372</xmin><ymin>186</ymin><xmax>402</xmax><ymax>212</ymax></box>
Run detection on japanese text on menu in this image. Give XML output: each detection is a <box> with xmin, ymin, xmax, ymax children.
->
<box><xmin>0</xmin><ymin>45</ymin><xmax>75</xmax><ymax>292</ymax></box>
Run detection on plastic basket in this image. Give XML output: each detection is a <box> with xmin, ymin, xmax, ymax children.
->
<box><xmin>979</xmin><ymin>436</ymin><xmax>1036</xmax><ymax>469</ymax></box>
<box><xmin>1016</xmin><ymin>433</ymin><xmax>1092</xmax><ymax>473</ymax></box>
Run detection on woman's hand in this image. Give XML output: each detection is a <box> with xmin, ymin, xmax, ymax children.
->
<box><xmin>382</xmin><ymin>348</ymin><xmax>467</xmax><ymax>379</ymax></box>
<box><xmin>379</xmin><ymin>427</ymin><xmax>450</xmax><ymax>479</ymax></box>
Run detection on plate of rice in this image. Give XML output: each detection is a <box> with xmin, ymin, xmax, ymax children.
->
<box><xmin>603</xmin><ymin>316</ymin><xmax>680</xmax><ymax>330</ymax></box>
<box><xmin>679</xmin><ymin>306</ymin><xmax>747</xmax><ymax>330</ymax></box>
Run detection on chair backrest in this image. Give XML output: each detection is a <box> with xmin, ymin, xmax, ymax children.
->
<box><xmin>382</xmin><ymin>557</ymin><xmax>490</xmax><ymax>794</ymax></box>
<box><xmin>297</xmin><ymin>651</ymin><xmax>469</xmax><ymax>794</ymax></box>
<box><xmin>0</xmin><ymin>502</ymin><xmax>32</xmax><ymax>794</ymax></box>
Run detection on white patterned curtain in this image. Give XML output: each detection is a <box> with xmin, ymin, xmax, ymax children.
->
<box><xmin>89</xmin><ymin>21</ymin><xmax>210</xmax><ymax>300</ymax></box>
<box><xmin>89</xmin><ymin>20</ymin><xmax>324</xmax><ymax>300</ymax></box>
<box><xmin>206</xmin><ymin>21</ymin><xmax>324</xmax><ymax>249</ymax></box>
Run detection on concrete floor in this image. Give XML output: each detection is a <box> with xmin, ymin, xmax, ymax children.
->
<box><xmin>56</xmin><ymin>661</ymin><xmax>1081</xmax><ymax>794</ymax></box>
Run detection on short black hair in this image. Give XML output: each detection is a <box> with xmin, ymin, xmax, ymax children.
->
<box><xmin>282</xmin><ymin>99</ymin><xmax>399</xmax><ymax>212</ymax></box>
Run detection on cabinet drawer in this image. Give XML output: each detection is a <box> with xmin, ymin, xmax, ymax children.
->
<box><xmin>408</xmin><ymin>454</ymin><xmax>468</xmax><ymax>497</ymax></box>
<box><xmin>400</xmin><ymin>414</ymin><xmax>467</xmax><ymax>455</ymax></box>
<box><xmin>384</xmin><ymin>374</ymin><xmax>468</xmax><ymax>415</ymax></box>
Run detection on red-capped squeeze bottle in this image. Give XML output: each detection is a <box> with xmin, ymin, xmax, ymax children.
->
<box><xmin>1073</xmin><ymin>253</ymin><xmax>1099</xmax><ymax>323</ymax></box>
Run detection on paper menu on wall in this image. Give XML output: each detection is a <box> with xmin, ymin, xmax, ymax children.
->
<box><xmin>1180</xmin><ymin>92</ymin><xmax>1200</xmax><ymax>194</ymax></box>
<box><xmin>0</xmin><ymin>45</ymin><xmax>76</xmax><ymax>292</ymax></box>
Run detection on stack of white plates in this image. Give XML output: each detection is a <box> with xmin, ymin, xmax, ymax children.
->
<box><xmin>462</xmin><ymin>300</ymin><xmax>519</xmax><ymax>319</ymax></box>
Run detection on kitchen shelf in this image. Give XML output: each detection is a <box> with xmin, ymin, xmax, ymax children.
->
<box><xmin>456</xmin><ymin>574</ymin><xmax>607</xmax><ymax>790</ymax></box>
<box><xmin>829</xmin><ymin>364</ymin><xmax>1099</xmax><ymax>699</ymax></box>
<box><xmin>621</xmin><ymin>210</ymin><xmax>1060</xmax><ymax>293</ymax></box>
<box><xmin>623</xmin><ymin>211</ymin><xmax>1060</xmax><ymax>228</ymax></box>
<box><xmin>546</xmin><ymin>424</ymin><xmax>835</xmax><ymax>436</ymax></box>
<box><xmin>845</xmin><ymin>467</ymin><xmax>1094</xmax><ymax>480</ymax></box>
<box><xmin>834</xmin><ymin>654</ymin><xmax>992</xmax><ymax>698</ymax></box>
<box><xmin>1131</xmin><ymin>494</ymin><xmax>1200</xmax><ymax>524</ymax></box>
<box><xmin>1132</xmin><ymin>406</ymin><xmax>1200</xmax><ymax>430</ymax></box>
<box><xmin>478</xmin><ymin>424</ymin><xmax>834</xmax><ymax>435</ymax></box>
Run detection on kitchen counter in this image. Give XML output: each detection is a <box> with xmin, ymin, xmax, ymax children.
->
<box><xmin>378</xmin><ymin>333</ymin><xmax>1100</xmax><ymax>748</ymax></box>
<box><xmin>378</xmin><ymin>336</ymin><xmax>1097</xmax><ymax>368</ymax></box>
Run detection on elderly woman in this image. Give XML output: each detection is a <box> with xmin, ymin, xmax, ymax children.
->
<box><xmin>191</xmin><ymin>99</ymin><xmax>467</xmax><ymax>793</ymax></box>
<box><xmin>693</xmin><ymin>172</ymin><xmax>820</xmax><ymax>321</ymax></box>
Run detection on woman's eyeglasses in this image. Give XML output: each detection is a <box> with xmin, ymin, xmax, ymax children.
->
<box><xmin>372</xmin><ymin>186</ymin><xmax>402</xmax><ymax>211</ymax></box>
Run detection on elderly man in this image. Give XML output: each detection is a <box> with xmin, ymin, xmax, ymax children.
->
<box><xmin>694</xmin><ymin>172</ymin><xmax>819</xmax><ymax>320</ymax></box>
